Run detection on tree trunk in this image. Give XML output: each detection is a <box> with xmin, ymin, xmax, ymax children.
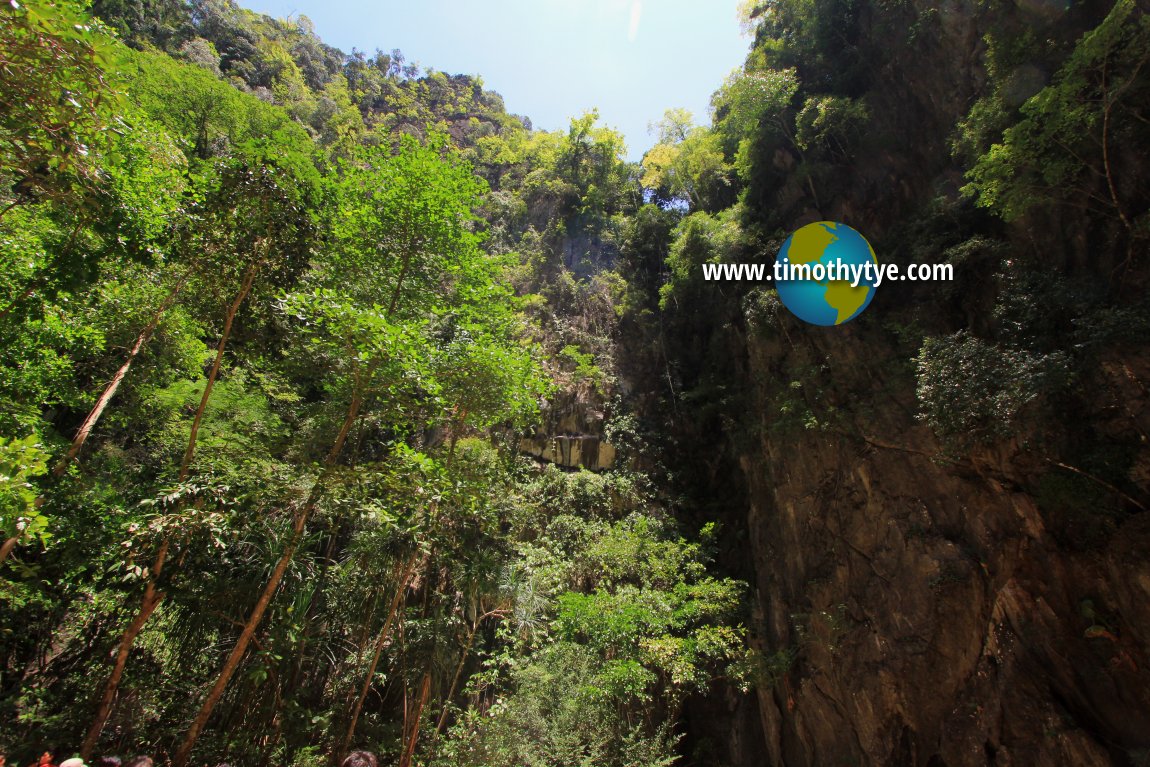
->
<box><xmin>80</xmin><ymin>262</ymin><xmax>256</xmax><ymax>756</ymax></box>
<box><xmin>173</xmin><ymin>364</ymin><xmax>373</xmax><ymax>767</ymax></box>
<box><xmin>338</xmin><ymin>554</ymin><xmax>419</xmax><ymax>758</ymax></box>
<box><xmin>79</xmin><ymin>539</ymin><xmax>170</xmax><ymax>760</ymax></box>
<box><xmin>386</xmin><ymin>246</ymin><xmax>414</xmax><ymax>319</ymax></box>
<box><xmin>0</xmin><ymin>536</ymin><xmax>17</xmax><ymax>565</ymax></box>
<box><xmin>432</xmin><ymin>610</ymin><xmax>504</xmax><ymax>741</ymax></box>
<box><xmin>179</xmin><ymin>261</ymin><xmax>259</xmax><ymax>477</ymax></box>
<box><xmin>172</xmin><ymin>504</ymin><xmax>310</xmax><ymax>767</ymax></box>
<box><xmin>445</xmin><ymin>408</ymin><xmax>468</xmax><ymax>468</ymax></box>
<box><xmin>399</xmin><ymin>673</ymin><xmax>432</xmax><ymax>767</ymax></box>
<box><xmin>55</xmin><ymin>274</ymin><xmax>189</xmax><ymax>476</ymax></box>
<box><xmin>0</xmin><ymin>282</ymin><xmax>39</xmax><ymax>322</ymax></box>
<box><xmin>0</xmin><ymin>197</ymin><xmax>21</xmax><ymax>222</ymax></box>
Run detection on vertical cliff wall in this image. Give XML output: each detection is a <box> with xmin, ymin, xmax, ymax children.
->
<box><xmin>738</xmin><ymin>327</ymin><xmax>1150</xmax><ymax>766</ymax></box>
<box><xmin>636</xmin><ymin>0</ymin><xmax>1150</xmax><ymax>764</ymax></box>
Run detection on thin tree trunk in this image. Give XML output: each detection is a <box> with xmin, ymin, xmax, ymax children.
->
<box><xmin>48</xmin><ymin>272</ymin><xmax>188</xmax><ymax>752</ymax></box>
<box><xmin>0</xmin><ymin>197</ymin><xmax>21</xmax><ymax>222</ymax></box>
<box><xmin>173</xmin><ymin>364</ymin><xmax>373</xmax><ymax>767</ymax></box>
<box><xmin>79</xmin><ymin>539</ymin><xmax>170</xmax><ymax>759</ymax></box>
<box><xmin>172</xmin><ymin>502</ymin><xmax>310</xmax><ymax>767</ymax></box>
<box><xmin>179</xmin><ymin>261</ymin><xmax>259</xmax><ymax>477</ymax></box>
<box><xmin>338</xmin><ymin>554</ymin><xmax>419</xmax><ymax>757</ymax></box>
<box><xmin>0</xmin><ymin>536</ymin><xmax>17</xmax><ymax>565</ymax></box>
<box><xmin>337</xmin><ymin>394</ymin><xmax>452</xmax><ymax>755</ymax></box>
<box><xmin>55</xmin><ymin>274</ymin><xmax>189</xmax><ymax>476</ymax></box>
<box><xmin>1101</xmin><ymin>63</ymin><xmax>1132</xmax><ymax>234</ymax></box>
<box><xmin>1047</xmin><ymin>459</ymin><xmax>1147</xmax><ymax>512</ymax></box>
<box><xmin>431</xmin><ymin>611</ymin><xmax>497</xmax><ymax>740</ymax></box>
<box><xmin>399</xmin><ymin>673</ymin><xmax>432</xmax><ymax>767</ymax></box>
<box><xmin>386</xmin><ymin>246</ymin><xmax>414</xmax><ymax>318</ymax></box>
<box><xmin>81</xmin><ymin>262</ymin><xmax>255</xmax><ymax>756</ymax></box>
<box><xmin>431</xmin><ymin>627</ymin><xmax>477</xmax><ymax>738</ymax></box>
<box><xmin>446</xmin><ymin>411</ymin><xmax>463</xmax><ymax>467</ymax></box>
<box><xmin>0</xmin><ymin>282</ymin><xmax>39</xmax><ymax>322</ymax></box>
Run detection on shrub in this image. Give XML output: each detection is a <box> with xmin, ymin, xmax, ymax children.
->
<box><xmin>915</xmin><ymin>332</ymin><xmax>1071</xmax><ymax>447</ymax></box>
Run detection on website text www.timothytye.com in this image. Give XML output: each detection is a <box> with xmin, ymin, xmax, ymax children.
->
<box><xmin>701</xmin><ymin>259</ymin><xmax>954</xmax><ymax>287</ymax></box>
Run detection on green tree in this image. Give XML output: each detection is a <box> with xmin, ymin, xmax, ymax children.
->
<box><xmin>80</xmin><ymin>151</ymin><xmax>318</xmax><ymax>758</ymax></box>
<box><xmin>437</xmin><ymin>515</ymin><xmax>747</xmax><ymax>767</ymax></box>
<box><xmin>963</xmin><ymin>0</ymin><xmax>1150</xmax><ymax>239</ymax></box>
<box><xmin>0</xmin><ymin>0</ymin><xmax>120</xmax><ymax>215</ymax></box>
<box><xmin>53</xmin><ymin>115</ymin><xmax>189</xmax><ymax>472</ymax></box>
<box><xmin>641</xmin><ymin>110</ymin><xmax>731</xmax><ymax>211</ymax></box>
<box><xmin>333</xmin><ymin>133</ymin><xmax>488</xmax><ymax>315</ymax></box>
<box><xmin>0</xmin><ymin>435</ymin><xmax>50</xmax><ymax>565</ymax></box>
<box><xmin>172</xmin><ymin>133</ymin><xmax>519</xmax><ymax>767</ymax></box>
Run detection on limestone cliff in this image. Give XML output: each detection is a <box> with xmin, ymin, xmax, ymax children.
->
<box><xmin>634</xmin><ymin>0</ymin><xmax>1150</xmax><ymax>764</ymax></box>
<box><xmin>731</xmin><ymin>327</ymin><xmax>1150</xmax><ymax>766</ymax></box>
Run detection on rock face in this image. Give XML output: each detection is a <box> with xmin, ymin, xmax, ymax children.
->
<box><xmin>735</xmin><ymin>328</ymin><xmax>1150</xmax><ymax>766</ymax></box>
<box><xmin>521</xmin><ymin>378</ymin><xmax>617</xmax><ymax>471</ymax></box>
<box><xmin>637</xmin><ymin>0</ymin><xmax>1150</xmax><ymax>764</ymax></box>
<box><xmin>519</xmin><ymin>434</ymin><xmax>616</xmax><ymax>471</ymax></box>
<box><xmin>562</xmin><ymin>227</ymin><xmax>619</xmax><ymax>278</ymax></box>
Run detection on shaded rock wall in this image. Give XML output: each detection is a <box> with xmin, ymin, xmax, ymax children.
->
<box><xmin>647</xmin><ymin>0</ymin><xmax>1150</xmax><ymax>764</ymax></box>
<box><xmin>519</xmin><ymin>376</ymin><xmax>617</xmax><ymax>471</ymax></box>
<box><xmin>519</xmin><ymin>434</ymin><xmax>616</xmax><ymax>471</ymax></box>
<box><xmin>739</xmin><ymin>326</ymin><xmax>1150</xmax><ymax>766</ymax></box>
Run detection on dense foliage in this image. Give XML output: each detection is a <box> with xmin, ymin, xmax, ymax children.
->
<box><xmin>0</xmin><ymin>2</ymin><xmax>748</xmax><ymax>765</ymax></box>
<box><xmin>4</xmin><ymin>0</ymin><xmax>1148</xmax><ymax>764</ymax></box>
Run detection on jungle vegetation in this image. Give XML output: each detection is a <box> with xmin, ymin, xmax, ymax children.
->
<box><xmin>2</xmin><ymin>0</ymin><xmax>1147</xmax><ymax>765</ymax></box>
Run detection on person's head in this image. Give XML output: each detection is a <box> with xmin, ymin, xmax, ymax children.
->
<box><xmin>96</xmin><ymin>759</ymin><xmax>121</xmax><ymax>767</ymax></box>
<box><xmin>340</xmin><ymin>752</ymin><xmax>377</xmax><ymax>767</ymax></box>
<box><xmin>59</xmin><ymin>760</ymin><xmax>85</xmax><ymax>767</ymax></box>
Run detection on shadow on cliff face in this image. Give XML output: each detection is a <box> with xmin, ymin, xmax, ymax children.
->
<box><xmin>731</xmin><ymin>317</ymin><xmax>1150</xmax><ymax>766</ymax></box>
<box><xmin>631</xmin><ymin>0</ymin><xmax>1150</xmax><ymax>762</ymax></box>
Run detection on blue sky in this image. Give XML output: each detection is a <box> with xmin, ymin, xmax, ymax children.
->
<box><xmin>239</xmin><ymin>0</ymin><xmax>750</xmax><ymax>161</ymax></box>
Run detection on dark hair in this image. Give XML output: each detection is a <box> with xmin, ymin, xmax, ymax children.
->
<box><xmin>123</xmin><ymin>758</ymin><xmax>153</xmax><ymax>767</ymax></box>
<box><xmin>341</xmin><ymin>752</ymin><xmax>377</xmax><ymax>767</ymax></box>
<box><xmin>97</xmin><ymin>759</ymin><xmax>122</xmax><ymax>767</ymax></box>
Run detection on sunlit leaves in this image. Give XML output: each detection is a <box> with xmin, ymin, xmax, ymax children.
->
<box><xmin>0</xmin><ymin>0</ymin><xmax>121</xmax><ymax>202</ymax></box>
<box><xmin>712</xmin><ymin>66</ymin><xmax>799</xmax><ymax>144</ymax></box>
<box><xmin>794</xmin><ymin>93</ymin><xmax>868</xmax><ymax>156</ymax></box>
<box><xmin>640</xmin><ymin>113</ymin><xmax>730</xmax><ymax>211</ymax></box>
<box><xmin>443</xmin><ymin>509</ymin><xmax>747</xmax><ymax>767</ymax></box>
<box><xmin>436</xmin><ymin>327</ymin><xmax>549</xmax><ymax>432</ymax></box>
<box><xmin>180</xmin><ymin>155</ymin><xmax>318</xmax><ymax>318</ymax></box>
<box><xmin>100</xmin><ymin>113</ymin><xmax>188</xmax><ymax>247</ymax></box>
<box><xmin>123</xmin><ymin>47</ymin><xmax>313</xmax><ymax>162</ymax></box>
<box><xmin>0</xmin><ymin>434</ymin><xmax>50</xmax><ymax>547</ymax></box>
<box><xmin>332</xmin><ymin>132</ymin><xmax>487</xmax><ymax>314</ymax></box>
<box><xmin>283</xmin><ymin>288</ymin><xmax>438</xmax><ymax>409</ymax></box>
<box><xmin>963</xmin><ymin>0</ymin><xmax>1150</xmax><ymax>226</ymax></box>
